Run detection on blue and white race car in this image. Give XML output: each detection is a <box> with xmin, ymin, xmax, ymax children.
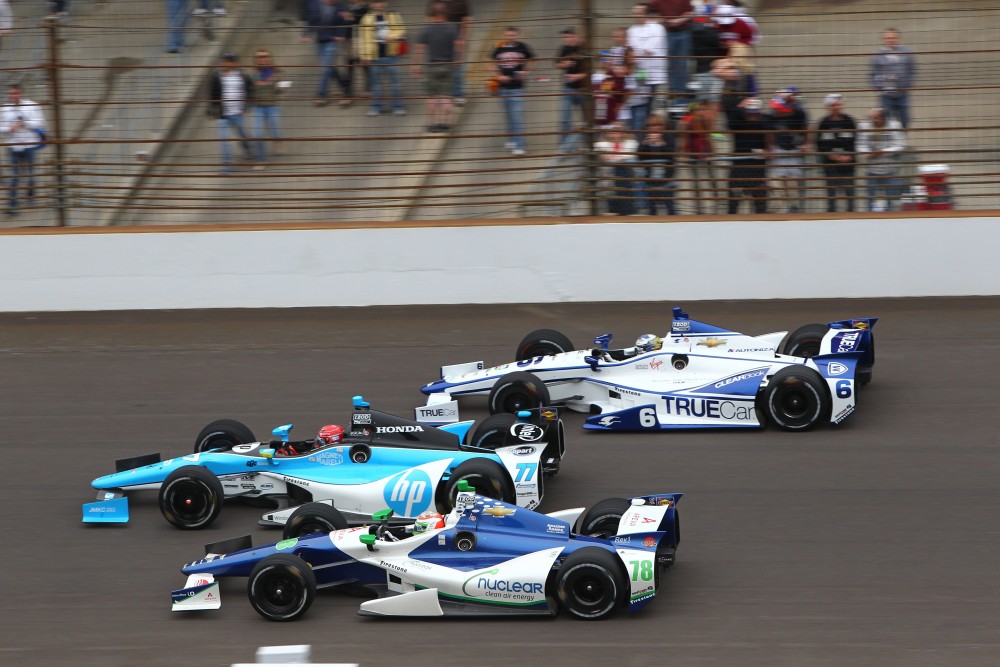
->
<box><xmin>83</xmin><ymin>397</ymin><xmax>565</xmax><ymax>530</ymax></box>
<box><xmin>420</xmin><ymin>307</ymin><xmax>877</xmax><ymax>432</ymax></box>
<box><xmin>171</xmin><ymin>483</ymin><xmax>682</xmax><ymax>621</ymax></box>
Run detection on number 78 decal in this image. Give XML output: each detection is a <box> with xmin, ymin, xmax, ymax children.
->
<box><xmin>514</xmin><ymin>462</ymin><xmax>537</xmax><ymax>482</ymax></box>
<box><xmin>629</xmin><ymin>559</ymin><xmax>654</xmax><ymax>581</ymax></box>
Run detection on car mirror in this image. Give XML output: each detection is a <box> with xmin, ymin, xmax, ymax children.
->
<box><xmin>271</xmin><ymin>424</ymin><xmax>293</xmax><ymax>442</ymax></box>
<box><xmin>359</xmin><ymin>533</ymin><xmax>377</xmax><ymax>551</ymax></box>
<box><xmin>372</xmin><ymin>508</ymin><xmax>394</xmax><ymax>523</ymax></box>
<box><xmin>456</xmin><ymin>480</ymin><xmax>475</xmax><ymax>493</ymax></box>
<box><xmin>584</xmin><ymin>355</ymin><xmax>602</xmax><ymax>372</ymax></box>
<box><xmin>260</xmin><ymin>448</ymin><xmax>276</xmax><ymax>461</ymax></box>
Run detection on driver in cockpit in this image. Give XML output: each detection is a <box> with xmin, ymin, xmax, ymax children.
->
<box><xmin>595</xmin><ymin>333</ymin><xmax>663</xmax><ymax>362</ymax></box>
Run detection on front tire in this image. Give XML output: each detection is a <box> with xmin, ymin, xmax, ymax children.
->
<box><xmin>488</xmin><ymin>371</ymin><xmax>550</xmax><ymax>415</ymax></box>
<box><xmin>557</xmin><ymin>548</ymin><xmax>627</xmax><ymax>621</ymax></box>
<box><xmin>159</xmin><ymin>465</ymin><xmax>224</xmax><ymax>530</ymax></box>
<box><xmin>467</xmin><ymin>413</ymin><xmax>517</xmax><ymax>449</ymax></box>
<box><xmin>575</xmin><ymin>497</ymin><xmax>631</xmax><ymax>537</ymax></box>
<box><xmin>194</xmin><ymin>419</ymin><xmax>256</xmax><ymax>454</ymax></box>
<box><xmin>441</xmin><ymin>459</ymin><xmax>514</xmax><ymax>511</ymax></box>
<box><xmin>282</xmin><ymin>503</ymin><xmax>349</xmax><ymax>540</ymax></box>
<box><xmin>516</xmin><ymin>328</ymin><xmax>575</xmax><ymax>361</ymax></box>
<box><xmin>781</xmin><ymin>324</ymin><xmax>829</xmax><ymax>358</ymax></box>
<box><xmin>247</xmin><ymin>554</ymin><xmax>316</xmax><ymax>622</ymax></box>
<box><xmin>763</xmin><ymin>367</ymin><xmax>831</xmax><ymax>431</ymax></box>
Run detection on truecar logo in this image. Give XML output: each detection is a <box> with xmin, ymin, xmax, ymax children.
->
<box><xmin>383</xmin><ymin>469</ymin><xmax>432</xmax><ymax>517</ymax></box>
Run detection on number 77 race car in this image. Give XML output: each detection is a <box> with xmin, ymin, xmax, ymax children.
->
<box><xmin>83</xmin><ymin>397</ymin><xmax>565</xmax><ymax>530</ymax></box>
<box><xmin>419</xmin><ymin>307</ymin><xmax>877</xmax><ymax>432</ymax></box>
<box><xmin>171</xmin><ymin>482</ymin><xmax>682</xmax><ymax>621</ymax></box>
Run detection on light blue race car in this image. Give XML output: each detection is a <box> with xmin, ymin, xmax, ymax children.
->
<box><xmin>83</xmin><ymin>397</ymin><xmax>565</xmax><ymax>530</ymax></box>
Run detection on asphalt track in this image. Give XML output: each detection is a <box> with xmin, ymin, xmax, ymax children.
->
<box><xmin>2</xmin><ymin>298</ymin><xmax>999</xmax><ymax>667</ymax></box>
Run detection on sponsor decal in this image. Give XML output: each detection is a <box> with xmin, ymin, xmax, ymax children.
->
<box><xmin>833</xmin><ymin>405</ymin><xmax>855</xmax><ymax>424</ymax></box>
<box><xmin>649</xmin><ymin>359</ymin><xmax>664</xmax><ymax>371</ymax></box>
<box><xmin>613</xmin><ymin>536</ymin><xmax>631</xmax><ymax>545</ymax></box>
<box><xmin>615</xmin><ymin>387</ymin><xmax>641</xmax><ymax>397</ymax></box>
<box><xmin>652</xmin><ymin>497</ymin><xmax>675</xmax><ymax>507</ymax></box>
<box><xmin>416</xmin><ymin>405</ymin><xmax>459</xmax><ymax>419</ymax></box>
<box><xmin>540</xmin><ymin>409</ymin><xmax>557</xmax><ymax>420</ymax></box>
<box><xmin>350</xmin><ymin>428</ymin><xmax>371</xmax><ymax>437</ymax></box>
<box><xmin>240</xmin><ymin>474</ymin><xmax>257</xmax><ymax>481</ymax></box>
<box><xmin>526</xmin><ymin>500</ymin><xmax>539</xmax><ymax>510</ymax></box>
<box><xmin>88</xmin><ymin>506</ymin><xmax>119</xmax><ymax>513</ymax></box>
<box><xmin>628</xmin><ymin>513</ymin><xmax>660</xmax><ymax>527</ymax></box>
<box><xmin>597</xmin><ymin>415</ymin><xmax>620</xmax><ymax>427</ymax></box>
<box><xmin>510</xmin><ymin>445</ymin><xmax>536</xmax><ymax>456</ymax></box>
<box><xmin>672</xmin><ymin>320</ymin><xmax>691</xmax><ymax>332</ymax></box>
<box><xmin>662</xmin><ymin>396</ymin><xmax>755</xmax><ymax>421</ymax></box>
<box><xmin>182</xmin><ymin>454</ymin><xmax>201</xmax><ymax>462</ymax></box>
<box><xmin>828</xmin><ymin>362</ymin><xmax>848</xmax><ymax>376</ymax></box>
<box><xmin>545</xmin><ymin>523</ymin><xmax>567</xmax><ymax>534</ymax></box>
<box><xmin>223</xmin><ymin>483</ymin><xmax>239</xmax><ymax>489</ymax></box>
<box><xmin>836</xmin><ymin>331</ymin><xmax>861</xmax><ymax>353</ymax></box>
<box><xmin>376</xmin><ymin>425</ymin><xmax>424</xmax><ymax>434</ymax></box>
<box><xmin>482</xmin><ymin>506</ymin><xmax>516</xmax><ymax>518</ymax></box>
<box><xmin>275</xmin><ymin>538</ymin><xmax>298</xmax><ymax>551</ymax></box>
<box><xmin>383</xmin><ymin>469</ymin><xmax>432</xmax><ymax>517</ymax></box>
<box><xmin>403</xmin><ymin>559</ymin><xmax>433</xmax><ymax>571</ymax></box>
<box><xmin>510</xmin><ymin>423</ymin><xmax>543</xmax><ymax>442</ymax></box>
<box><xmin>852</xmin><ymin>321</ymin><xmax>869</xmax><ymax>329</ymax></box>
<box><xmin>729</xmin><ymin>348</ymin><xmax>774</xmax><ymax>353</ymax></box>
<box><xmin>697</xmin><ymin>337</ymin><xmax>728</xmax><ymax>348</ymax></box>
<box><xmin>309</xmin><ymin>450</ymin><xmax>344</xmax><ymax>466</ymax></box>
<box><xmin>438</xmin><ymin>534</ymin><xmax>446</xmax><ymax>545</ymax></box>
<box><xmin>283</xmin><ymin>476</ymin><xmax>309</xmax><ymax>487</ymax></box>
<box><xmin>259</xmin><ymin>483</ymin><xmax>274</xmax><ymax>490</ymax></box>
<box><xmin>462</xmin><ymin>568</ymin><xmax>543</xmax><ymax>601</ymax></box>
<box><xmin>240</xmin><ymin>484</ymin><xmax>255</xmax><ymax>490</ymax></box>
<box><xmin>353</xmin><ymin>413</ymin><xmax>372</xmax><ymax>424</ymax></box>
<box><xmin>712</xmin><ymin>369</ymin><xmax>767</xmax><ymax>390</ymax></box>
<box><xmin>643</xmin><ymin>536</ymin><xmax>657</xmax><ymax>548</ymax></box>
<box><xmin>245</xmin><ymin>461</ymin><xmax>256</xmax><ymax>468</ymax></box>
<box><xmin>233</xmin><ymin>444</ymin><xmax>258</xmax><ymax>453</ymax></box>
<box><xmin>194</xmin><ymin>578</ymin><xmax>210</xmax><ymax>587</ymax></box>
<box><xmin>380</xmin><ymin>560</ymin><xmax>407</xmax><ymax>574</ymax></box>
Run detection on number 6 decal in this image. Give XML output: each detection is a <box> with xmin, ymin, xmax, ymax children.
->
<box><xmin>639</xmin><ymin>407</ymin><xmax>657</xmax><ymax>428</ymax></box>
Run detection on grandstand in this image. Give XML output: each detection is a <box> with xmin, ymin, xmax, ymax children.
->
<box><xmin>0</xmin><ymin>0</ymin><xmax>996</xmax><ymax>227</ymax></box>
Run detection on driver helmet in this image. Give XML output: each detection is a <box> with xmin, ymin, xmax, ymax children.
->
<box><xmin>635</xmin><ymin>333</ymin><xmax>663</xmax><ymax>353</ymax></box>
<box><xmin>413</xmin><ymin>510</ymin><xmax>445</xmax><ymax>534</ymax></box>
<box><xmin>316</xmin><ymin>424</ymin><xmax>344</xmax><ymax>446</ymax></box>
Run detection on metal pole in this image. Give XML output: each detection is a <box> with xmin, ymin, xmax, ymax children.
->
<box><xmin>46</xmin><ymin>17</ymin><xmax>67</xmax><ymax>227</ymax></box>
<box><xmin>582</xmin><ymin>0</ymin><xmax>599</xmax><ymax>216</ymax></box>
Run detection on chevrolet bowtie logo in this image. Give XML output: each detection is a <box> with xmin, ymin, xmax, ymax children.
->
<box><xmin>483</xmin><ymin>506</ymin><xmax>516</xmax><ymax>517</ymax></box>
<box><xmin>697</xmin><ymin>337</ymin><xmax>727</xmax><ymax>348</ymax></box>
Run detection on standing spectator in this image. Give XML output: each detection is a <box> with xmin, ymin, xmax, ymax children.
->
<box><xmin>412</xmin><ymin>1</ymin><xmax>461</xmax><ymax>133</ymax></box>
<box><xmin>593</xmin><ymin>63</ymin><xmax>632</xmax><ymax>128</ymax></box>
<box><xmin>627</xmin><ymin>2</ymin><xmax>667</xmax><ymax>130</ymax></box>
<box><xmin>358</xmin><ymin>0</ymin><xmax>407</xmax><ymax>116</ymax></box>
<box><xmin>595</xmin><ymin>122</ymin><xmax>638</xmax><ymax>215</ymax></box>
<box><xmin>442</xmin><ymin>0</ymin><xmax>471</xmax><ymax>105</ymax></box>
<box><xmin>601</xmin><ymin>27</ymin><xmax>635</xmax><ymax>75</ymax></box>
<box><xmin>251</xmin><ymin>49</ymin><xmax>286</xmax><ymax>168</ymax></box>
<box><xmin>816</xmin><ymin>93</ymin><xmax>857</xmax><ymax>212</ymax></box>
<box><xmin>637</xmin><ymin>115</ymin><xmax>677</xmax><ymax>215</ymax></box>
<box><xmin>677</xmin><ymin>99</ymin><xmax>717</xmax><ymax>213</ymax></box>
<box><xmin>870</xmin><ymin>28</ymin><xmax>916</xmax><ymax>128</ymax></box>
<box><xmin>208</xmin><ymin>53</ymin><xmax>254</xmax><ymax>173</ymax></box>
<box><xmin>301</xmin><ymin>0</ymin><xmax>354</xmax><ymax>107</ymax></box>
<box><xmin>767</xmin><ymin>89</ymin><xmax>808</xmax><ymax>212</ymax></box>
<box><xmin>857</xmin><ymin>107</ymin><xmax>905</xmax><ymax>212</ymax></box>
<box><xmin>723</xmin><ymin>95</ymin><xmax>771</xmax><ymax>214</ymax></box>
<box><xmin>491</xmin><ymin>26</ymin><xmax>535</xmax><ymax>155</ymax></box>
<box><xmin>689</xmin><ymin>6</ymin><xmax>726</xmax><ymax>128</ymax></box>
<box><xmin>0</xmin><ymin>84</ymin><xmax>46</xmax><ymax>215</ymax></box>
<box><xmin>164</xmin><ymin>0</ymin><xmax>190</xmax><ymax>53</ymax></box>
<box><xmin>192</xmin><ymin>0</ymin><xmax>226</xmax><ymax>16</ymax></box>
<box><xmin>714</xmin><ymin>4</ymin><xmax>757</xmax><ymax>93</ymax></box>
<box><xmin>555</xmin><ymin>27</ymin><xmax>590</xmax><ymax>140</ymax></box>
<box><xmin>650</xmin><ymin>0</ymin><xmax>693</xmax><ymax>97</ymax></box>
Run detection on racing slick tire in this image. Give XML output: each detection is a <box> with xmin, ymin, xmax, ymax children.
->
<box><xmin>282</xmin><ymin>503</ymin><xmax>349</xmax><ymax>540</ymax></box>
<box><xmin>516</xmin><ymin>328</ymin><xmax>575</xmax><ymax>361</ymax></box>
<box><xmin>781</xmin><ymin>324</ymin><xmax>829</xmax><ymax>358</ymax></box>
<box><xmin>159</xmin><ymin>465</ymin><xmax>225</xmax><ymax>530</ymax></box>
<box><xmin>468</xmin><ymin>413</ymin><xmax>518</xmax><ymax>449</ymax></box>
<box><xmin>557</xmin><ymin>548</ymin><xmax>627</xmax><ymax>621</ymax></box>
<box><xmin>488</xmin><ymin>371</ymin><xmax>550</xmax><ymax>415</ymax></box>
<box><xmin>194</xmin><ymin>419</ymin><xmax>256</xmax><ymax>454</ymax></box>
<box><xmin>441</xmin><ymin>459</ymin><xmax>515</xmax><ymax>511</ymax></box>
<box><xmin>575</xmin><ymin>497</ymin><xmax>631</xmax><ymax>538</ymax></box>
<box><xmin>763</xmin><ymin>366</ymin><xmax>831</xmax><ymax>431</ymax></box>
<box><xmin>248</xmin><ymin>554</ymin><xmax>317</xmax><ymax>622</ymax></box>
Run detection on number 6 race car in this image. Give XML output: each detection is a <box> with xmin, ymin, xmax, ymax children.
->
<box><xmin>83</xmin><ymin>397</ymin><xmax>565</xmax><ymax>530</ymax></box>
<box><xmin>419</xmin><ymin>307</ymin><xmax>877</xmax><ymax>432</ymax></box>
<box><xmin>171</xmin><ymin>482</ymin><xmax>682</xmax><ymax>621</ymax></box>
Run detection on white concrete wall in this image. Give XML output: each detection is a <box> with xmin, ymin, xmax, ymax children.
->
<box><xmin>1</xmin><ymin>217</ymin><xmax>995</xmax><ymax>312</ymax></box>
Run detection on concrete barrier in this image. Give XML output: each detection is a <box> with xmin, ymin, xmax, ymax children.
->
<box><xmin>1</xmin><ymin>214</ymin><xmax>996</xmax><ymax>312</ymax></box>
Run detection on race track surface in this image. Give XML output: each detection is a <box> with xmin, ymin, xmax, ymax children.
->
<box><xmin>2</xmin><ymin>298</ymin><xmax>999</xmax><ymax>667</ymax></box>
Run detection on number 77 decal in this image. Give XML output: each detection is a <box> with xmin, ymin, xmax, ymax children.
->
<box><xmin>514</xmin><ymin>462</ymin><xmax>537</xmax><ymax>482</ymax></box>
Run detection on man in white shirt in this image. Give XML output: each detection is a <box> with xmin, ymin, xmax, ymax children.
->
<box><xmin>208</xmin><ymin>53</ymin><xmax>254</xmax><ymax>172</ymax></box>
<box><xmin>0</xmin><ymin>84</ymin><xmax>46</xmax><ymax>215</ymax></box>
<box><xmin>626</xmin><ymin>3</ymin><xmax>667</xmax><ymax>132</ymax></box>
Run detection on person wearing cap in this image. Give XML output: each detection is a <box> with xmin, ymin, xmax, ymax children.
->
<box><xmin>714</xmin><ymin>4</ymin><xmax>757</xmax><ymax>93</ymax></box>
<box><xmin>556</xmin><ymin>27</ymin><xmax>591</xmax><ymax>141</ymax></box>
<box><xmin>816</xmin><ymin>93</ymin><xmax>857</xmax><ymax>212</ymax></box>
<box><xmin>627</xmin><ymin>3</ymin><xmax>667</xmax><ymax>132</ymax></box>
<box><xmin>857</xmin><ymin>107</ymin><xmax>905</xmax><ymax>212</ymax></box>
<box><xmin>767</xmin><ymin>88</ymin><xmax>808</xmax><ymax>213</ymax></box>
<box><xmin>649</xmin><ymin>0</ymin><xmax>694</xmax><ymax>96</ymax></box>
<box><xmin>870</xmin><ymin>28</ymin><xmax>916</xmax><ymax>128</ymax></box>
<box><xmin>208</xmin><ymin>53</ymin><xmax>255</xmax><ymax>173</ymax></box>
<box><xmin>723</xmin><ymin>94</ymin><xmax>771</xmax><ymax>214</ymax></box>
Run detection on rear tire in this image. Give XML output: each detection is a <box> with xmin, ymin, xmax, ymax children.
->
<box><xmin>441</xmin><ymin>459</ymin><xmax>514</xmax><ymax>511</ymax></box>
<box><xmin>557</xmin><ymin>548</ymin><xmax>626</xmax><ymax>620</ymax></box>
<box><xmin>781</xmin><ymin>324</ymin><xmax>829</xmax><ymax>358</ymax></box>
<box><xmin>575</xmin><ymin>497</ymin><xmax>631</xmax><ymax>537</ymax></box>
<box><xmin>488</xmin><ymin>371</ymin><xmax>550</xmax><ymax>415</ymax></box>
<box><xmin>159</xmin><ymin>465</ymin><xmax>224</xmax><ymax>530</ymax></box>
<box><xmin>516</xmin><ymin>329</ymin><xmax>575</xmax><ymax>361</ymax></box>
<box><xmin>282</xmin><ymin>503</ymin><xmax>349</xmax><ymax>540</ymax></box>
<box><xmin>763</xmin><ymin>366</ymin><xmax>831</xmax><ymax>431</ymax></box>
<box><xmin>194</xmin><ymin>419</ymin><xmax>256</xmax><ymax>454</ymax></box>
<box><xmin>247</xmin><ymin>554</ymin><xmax>316</xmax><ymax>622</ymax></box>
<box><xmin>468</xmin><ymin>413</ymin><xmax>517</xmax><ymax>449</ymax></box>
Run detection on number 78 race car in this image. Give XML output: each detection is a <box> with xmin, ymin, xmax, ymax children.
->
<box><xmin>419</xmin><ymin>307</ymin><xmax>877</xmax><ymax>432</ymax></box>
<box><xmin>83</xmin><ymin>397</ymin><xmax>565</xmax><ymax>530</ymax></box>
<box><xmin>171</xmin><ymin>483</ymin><xmax>682</xmax><ymax>621</ymax></box>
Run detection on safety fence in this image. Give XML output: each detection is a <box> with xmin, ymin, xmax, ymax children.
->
<box><xmin>0</xmin><ymin>0</ymin><xmax>996</xmax><ymax>227</ymax></box>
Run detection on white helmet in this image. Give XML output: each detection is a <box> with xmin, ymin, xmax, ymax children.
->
<box><xmin>635</xmin><ymin>333</ymin><xmax>663</xmax><ymax>353</ymax></box>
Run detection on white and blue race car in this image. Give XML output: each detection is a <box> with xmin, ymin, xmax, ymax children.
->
<box><xmin>420</xmin><ymin>307</ymin><xmax>877</xmax><ymax>432</ymax></box>
<box><xmin>83</xmin><ymin>397</ymin><xmax>565</xmax><ymax>530</ymax></box>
